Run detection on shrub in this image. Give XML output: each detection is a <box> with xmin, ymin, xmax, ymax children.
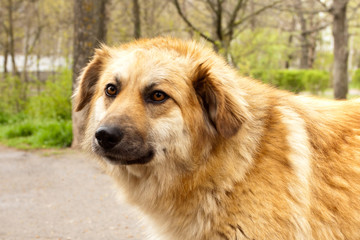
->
<box><xmin>0</xmin><ymin>74</ymin><xmax>27</xmax><ymax>114</ymax></box>
<box><xmin>5</xmin><ymin>121</ymin><xmax>35</xmax><ymax>138</ymax></box>
<box><xmin>303</xmin><ymin>70</ymin><xmax>329</xmax><ymax>94</ymax></box>
<box><xmin>25</xmin><ymin>68</ymin><xmax>72</xmax><ymax>120</ymax></box>
<box><xmin>0</xmin><ymin>68</ymin><xmax>73</xmax><ymax>149</ymax></box>
<box><xmin>31</xmin><ymin>120</ymin><xmax>72</xmax><ymax>148</ymax></box>
<box><xmin>0</xmin><ymin>112</ymin><xmax>10</xmax><ymax>124</ymax></box>
<box><xmin>351</xmin><ymin>69</ymin><xmax>360</xmax><ymax>89</ymax></box>
<box><xmin>1</xmin><ymin>120</ymin><xmax>72</xmax><ymax>148</ymax></box>
<box><xmin>251</xmin><ymin>69</ymin><xmax>330</xmax><ymax>94</ymax></box>
<box><xmin>274</xmin><ymin>70</ymin><xmax>306</xmax><ymax>93</ymax></box>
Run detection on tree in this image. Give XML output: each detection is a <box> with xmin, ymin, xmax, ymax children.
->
<box><xmin>21</xmin><ymin>1</ymin><xmax>44</xmax><ymax>86</ymax></box>
<box><xmin>7</xmin><ymin>0</ymin><xmax>19</xmax><ymax>76</ymax></box>
<box><xmin>0</xmin><ymin>7</ymin><xmax>9</xmax><ymax>75</ymax></box>
<box><xmin>314</xmin><ymin>0</ymin><xmax>353</xmax><ymax>99</ymax></box>
<box><xmin>133</xmin><ymin>0</ymin><xmax>141</xmax><ymax>39</ymax></box>
<box><xmin>173</xmin><ymin>0</ymin><xmax>281</xmax><ymax>64</ymax></box>
<box><xmin>72</xmin><ymin>0</ymin><xmax>108</xmax><ymax>148</ymax></box>
<box><xmin>331</xmin><ymin>0</ymin><xmax>349</xmax><ymax>99</ymax></box>
<box><xmin>276</xmin><ymin>0</ymin><xmax>331</xmax><ymax>69</ymax></box>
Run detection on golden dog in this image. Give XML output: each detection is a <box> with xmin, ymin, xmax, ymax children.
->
<box><xmin>74</xmin><ymin>38</ymin><xmax>360</xmax><ymax>240</ymax></box>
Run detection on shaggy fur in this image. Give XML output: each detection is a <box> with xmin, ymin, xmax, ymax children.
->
<box><xmin>74</xmin><ymin>38</ymin><xmax>360</xmax><ymax>240</ymax></box>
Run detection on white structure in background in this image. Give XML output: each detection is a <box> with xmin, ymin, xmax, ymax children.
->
<box><xmin>0</xmin><ymin>55</ymin><xmax>69</xmax><ymax>72</ymax></box>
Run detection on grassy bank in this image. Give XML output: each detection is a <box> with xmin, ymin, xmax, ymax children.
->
<box><xmin>0</xmin><ymin>119</ymin><xmax>72</xmax><ymax>149</ymax></box>
<box><xmin>0</xmin><ymin>69</ymin><xmax>72</xmax><ymax>149</ymax></box>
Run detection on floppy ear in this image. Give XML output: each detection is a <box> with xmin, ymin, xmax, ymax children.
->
<box><xmin>193</xmin><ymin>62</ymin><xmax>250</xmax><ymax>138</ymax></box>
<box><xmin>74</xmin><ymin>46</ymin><xmax>110</xmax><ymax>112</ymax></box>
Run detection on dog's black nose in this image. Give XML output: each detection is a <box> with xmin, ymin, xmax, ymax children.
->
<box><xmin>95</xmin><ymin>126</ymin><xmax>123</xmax><ymax>150</ymax></box>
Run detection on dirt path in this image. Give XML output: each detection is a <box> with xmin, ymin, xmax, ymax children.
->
<box><xmin>0</xmin><ymin>145</ymin><xmax>147</xmax><ymax>240</ymax></box>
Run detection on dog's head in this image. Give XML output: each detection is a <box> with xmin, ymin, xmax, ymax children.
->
<box><xmin>74</xmin><ymin>38</ymin><xmax>250</xmax><ymax>170</ymax></box>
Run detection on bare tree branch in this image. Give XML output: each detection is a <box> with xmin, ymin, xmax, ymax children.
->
<box><xmin>348</xmin><ymin>2</ymin><xmax>360</xmax><ymax>22</ymax></box>
<box><xmin>215</xmin><ymin>0</ymin><xmax>223</xmax><ymax>41</ymax></box>
<box><xmin>226</xmin><ymin>0</ymin><xmax>244</xmax><ymax>38</ymax></box>
<box><xmin>272</xmin><ymin>2</ymin><xmax>329</xmax><ymax>15</ymax></box>
<box><xmin>154</xmin><ymin>1</ymin><xmax>169</xmax><ymax>18</ymax></box>
<box><xmin>1</xmin><ymin>22</ymin><xmax>9</xmax><ymax>33</ymax></box>
<box><xmin>314</xmin><ymin>0</ymin><xmax>330</xmax><ymax>11</ymax></box>
<box><xmin>173</xmin><ymin>0</ymin><xmax>216</xmax><ymax>45</ymax></box>
<box><xmin>302</xmin><ymin>22</ymin><xmax>331</xmax><ymax>35</ymax></box>
<box><xmin>205</xmin><ymin>0</ymin><xmax>216</xmax><ymax>14</ymax></box>
<box><xmin>232</xmin><ymin>0</ymin><xmax>282</xmax><ymax>28</ymax></box>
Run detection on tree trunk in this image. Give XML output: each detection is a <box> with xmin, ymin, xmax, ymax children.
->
<box><xmin>285</xmin><ymin>16</ymin><xmax>296</xmax><ymax>69</ymax></box>
<box><xmin>332</xmin><ymin>0</ymin><xmax>349</xmax><ymax>100</ymax></box>
<box><xmin>36</xmin><ymin>36</ymin><xmax>41</xmax><ymax>91</ymax></box>
<box><xmin>8</xmin><ymin>0</ymin><xmax>19</xmax><ymax>76</ymax></box>
<box><xmin>20</xmin><ymin>20</ymin><xmax>31</xmax><ymax>103</ymax></box>
<box><xmin>250</xmin><ymin>0</ymin><xmax>256</xmax><ymax>31</ymax></box>
<box><xmin>296</xmin><ymin>0</ymin><xmax>309</xmax><ymax>69</ymax></box>
<box><xmin>22</xmin><ymin>20</ymin><xmax>31</xmax><ymax>85</ymax></box>
<box><xmin>133</xmin><ymin>0</ymin><xmax>141</xmax><ymax>39</ymax></box>
<box><xmin>308</xmin><ymin>34</ymin><xmax>317</xmax><ymax>69</ymax></box>
<box><xmin>72</xmin><ymin>0</ymin><xmax>108</xmax><ymax>148</ymax></box>
<box><xmin>3</xmin><ymin>39</ymin><xmax>9</xmax><ymax>76</ymax></box>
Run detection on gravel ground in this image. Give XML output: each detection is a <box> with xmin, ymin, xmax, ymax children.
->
<box><xmin>0</xmin><ymin>145</ymin><xmax>147</xmax><ymax>240</ymax></box>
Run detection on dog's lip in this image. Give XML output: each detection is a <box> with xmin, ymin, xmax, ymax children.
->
<box><xmin>103</xmin><ymin>150</ymin><xmax>154</xmax><ymax>165</ymax></box>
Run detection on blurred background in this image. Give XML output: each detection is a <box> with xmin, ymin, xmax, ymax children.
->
<box><xmin>0</xmin><ymin>0</ymin><xmax>359</xmax><ymax>149</ymax></box>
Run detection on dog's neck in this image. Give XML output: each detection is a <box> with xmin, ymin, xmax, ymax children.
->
<box><xmin>111</xmin><ymin>116</ymin><xmax>265</xmax><ymax>239</ymax></box>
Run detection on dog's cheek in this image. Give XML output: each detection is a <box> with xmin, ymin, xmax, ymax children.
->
<box><xmin>93</xmin><ymin>96</ymin><xmax>107</xmax><ymax>124</ymax></box>
<box><xmin>82</xmin><ymin>110</ymin><xmax>99</xmax><ymax>152</ymax></box>
<box><xmin>149</xmin><ymin>108</ymin><xmax>192</xmax><ymax>164</ymax></box>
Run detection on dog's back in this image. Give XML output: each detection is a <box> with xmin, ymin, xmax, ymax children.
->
<box><xmin>217</xmin><ymin>93</ymin><xmax>360</xmax><ymax>239</ymax></box>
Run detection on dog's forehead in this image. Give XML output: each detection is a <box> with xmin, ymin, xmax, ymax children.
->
<box><xmin>104</xmin><ymin>47</ymin><xmax>190</xmax><ymax>87</ymax></box>
<box><xmin>106</xmin><ymin>49</ymin><xmax>140</xmax><ymax>79</ymax></box>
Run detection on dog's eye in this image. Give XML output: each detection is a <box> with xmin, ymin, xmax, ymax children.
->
<box><xmin>105</xmin><ymin>84</ymin><xmax>118</xmax><ymax>97</ymax></box>
<box><xmin>149</xmin><ymin>91</ymin><xmax>168</xmax><ymax>103</ymax></box>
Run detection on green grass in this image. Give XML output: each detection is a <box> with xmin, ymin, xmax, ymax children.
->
<box><xmin>0</xmin><ymin>119</ymin><xmax>72</xmax><ymax>149</ymax></box>
<box><xmin>0</xmin><ymin>68</ymin><xmax>73</xmax><ymax>149</ymax></box>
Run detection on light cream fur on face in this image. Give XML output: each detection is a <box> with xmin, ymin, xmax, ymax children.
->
<box><xmin>75</xmin><ymin>38</ymin><xmax>360</xmax><ymax>240</ymax></box>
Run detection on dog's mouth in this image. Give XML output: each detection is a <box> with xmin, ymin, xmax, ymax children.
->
<box><xmin>92</xmin><ymin>141</ymin><xmax>155</xmax><ymax>165</ymax></box>
<box><xmin>103</xmin><ymin>150</ymin><xmax>154</xmax><ymax>165</ymax></box>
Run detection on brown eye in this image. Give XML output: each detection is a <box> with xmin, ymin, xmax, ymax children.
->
<box><xmin>105</xmin><ymin>84</ymin><xmax>118</xmax><ymax>97</ymax></box>
<box><xmin>150</xmin><ymin>91</ymin><xmax>168</xmax><ymax>103</ymax></box>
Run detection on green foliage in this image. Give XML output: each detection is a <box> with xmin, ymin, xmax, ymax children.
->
<box><xmin>31</xmin><ymin>120</ymin><xmax>73</xmax><ymax>148</ymax></box>
<box><xmin>5</xmin><ymin>121</ymin><xmax>35</xmax><ymax>138</ymax></box>
<box><xmin>275</xmin><ymin>70</ymin><xmax>306</xmax><ymax>93</ymax></box>
<box><xmin>303</xmin><ymin>70</ymin><xmax>330</xmax><ymax>94</ymax></box>
<box><xmin>251</xmin><ymin>69</ymin><xmax>330</xmax><ymax>94</ymax></box>
<box><xmin>0</xmin><ymin>74</ymin><xmax>27</xmax><ymax>115</ymax></box>
<box><xmin>0</xmin><ymin>120</ymin><xmax>72</xmax><ymax>149</ymax></box>
<box><xmin>351</xmin><ymin>69</ymin><xmax>360</xmax><ymax>89</ymax></box>
<box><xmin>25</xmin><ymin>68</ymin><xmax>72</xmax><ymax>120</ymax></box>
<box><xmin>232</xmin><ymin>29</ymin><xmax>293</xmax><ymax>75</ymax></box>
<box><xmin>0</xmin><ymin>112</ymin><xmax>10</xmax><ymax>124</ymax></box>
<box><xmin>0</xmin><ymin>68</ymin><xmax>73</xmax><ymax>149</ymax></box>
<box><xmin>313</xmin><ymin>52</ymin><xmax>334</xmax><ymax>71</ymax></box>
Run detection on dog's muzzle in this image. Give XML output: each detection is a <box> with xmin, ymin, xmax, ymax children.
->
<box><xmin>93</xmin><ymin>125</ymin><xmax>154</xmax><ymax>165</ymax></box>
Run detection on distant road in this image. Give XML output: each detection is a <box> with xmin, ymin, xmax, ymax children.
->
<box><xmin>0</xmin><ymin>145</ymin><xmax>147</xmax><ymax>240</ymax></box>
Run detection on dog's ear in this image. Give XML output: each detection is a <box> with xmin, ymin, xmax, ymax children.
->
<box><xmin>193</xmin><ymin>61</ymin><xmax>250</xmax><ymax>138</ymax></box>
<box><xmin>74</xmin><ymin>46</ymin><xmax>110</xmax><ymax>112</ymax></box>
